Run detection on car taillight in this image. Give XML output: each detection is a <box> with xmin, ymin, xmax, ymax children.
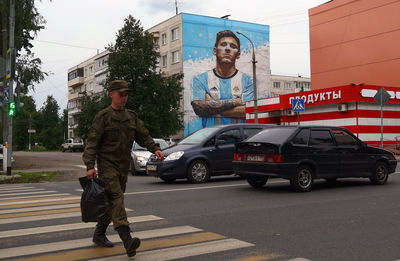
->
<box><xmin>234</xmin><ymin>153</ymin><xmax>283</xmax><ymax>163</ymax></box>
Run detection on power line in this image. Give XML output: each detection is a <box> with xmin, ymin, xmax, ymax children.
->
<box><xmin>32</xmin><ymin>39</ymin><xmax>100</xmax><ymax>51</ymax></box>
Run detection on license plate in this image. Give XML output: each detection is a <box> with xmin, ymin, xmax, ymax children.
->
<box><xmin>147</xmin><ymin>165</ymin><xmax>157</xmax><ymax>171</ymax></box>
<box><xmin>247</xmin><ymin>155</ymin><xmax>264</xmax><ymax>162</ymax></box>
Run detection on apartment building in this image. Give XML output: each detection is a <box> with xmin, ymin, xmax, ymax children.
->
<box><xmin>270</xmin><ymin>75</ymin><xmax>311</xmax><ymax>97</ymax></box>
<box><xmin>67</xmin><ymin>50</ymin><xmax>109</xmax><ymax>138</ymax></box>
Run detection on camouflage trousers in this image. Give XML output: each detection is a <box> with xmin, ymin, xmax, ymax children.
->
<box><xmin>99</xmin><ymin>168</ymin><xmax>129</xmax><ymax>230</ymax></box>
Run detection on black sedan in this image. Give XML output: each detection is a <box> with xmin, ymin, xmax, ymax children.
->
<box><xmin>233</xmin><ymin>126</ymin><xmax>398</xmax><ymax>192</ymax></box>
<box><xmin>146</xmin><ymin>124</ymin><xmax>271</xmax><ymax>183</ymax></box>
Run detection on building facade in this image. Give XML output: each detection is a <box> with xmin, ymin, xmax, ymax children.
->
<box><xmin>246</xmin><ymin>84</ymin><xmax>400</xmax><ymax>149</ymax></box>
<box><xmin>67</xmin><ymin>50</ymin><xmax>109</xmax><ymax>138</ymax></box>
<box><xmin>270</xmin><ymin>75</ymin><xmax>311</xmax><ymax>97</ymax></box>
<box><xmin>309</xmin><ymin>0</ymin><xmax>400</xmax><ymax>89</ymax></box>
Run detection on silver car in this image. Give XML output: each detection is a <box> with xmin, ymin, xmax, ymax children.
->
<box><xmin>130</xmin><ymin>138</ymin><xmax>169</xmax><ymax>175</ymax></box>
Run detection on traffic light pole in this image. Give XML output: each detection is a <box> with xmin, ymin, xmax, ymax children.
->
<box><xmin>6</xmin><ymin>0</ymin><xmax>15</xmax><ymax>175</ymax></box>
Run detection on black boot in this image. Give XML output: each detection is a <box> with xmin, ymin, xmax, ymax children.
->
<box><xmin>93</xmin><ymin>223</ymin><xmax>114</xmax><ymax>247</ymax></box>
<box><xmin>117</xmin><ymin>226</ymin><xmax>141</xmax><ymax>257</ymax></box>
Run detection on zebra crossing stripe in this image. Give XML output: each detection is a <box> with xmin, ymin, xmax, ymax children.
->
<box><xmin>0</xmin><ymin>203</ymin><xmax>79</xmax><ymax>214</ymax></box>
<box><xmin>0</xmin><ymin>215</ymin><xmax>163</xmax><ymax>238</ymax></box>
<box><xmin>10</xmin><ymin>232</ymin><xmax>227</xmax><ymax>261</ymax></box>
<box><xmin>0</xmin><ymin>193</ymin><xmax>74</xmax><ymax>203</ymax></box>
<box><xmin>0</xmin><ymin>207</ymin><xmax>81</xmax><ymax>219</ymax></box>
<box><xmin>0</xmin><ymin>226</ymin><xmax>202</xmax><ymax>259</ymax></box>
<box><xmin>0</xmin><ymin>208</ymin><xmax>133</xmax><ymax>224</ymax></box>
<box><xmin>90</xmin><ymin>238</ymin><xmax>254</xmax><ymax>261</ymax></box>
<box><xmin>0</xmin><ymin>190</ymin><xmax>58</xmax><ymax>197</ymax></box>
<box><xmin>0</xmin><ymin>199</ymin><xmax>80</xmax><ymax>209</ymax></box>
<box><xmin>0</xmin><ymin>196</ymin><xmax>80</xmax><ymax>206</ymax></box>
<box><xmin>0</xmin><ymin>187</ymin><xmax>41</xmax><ymax>192</ymax></box>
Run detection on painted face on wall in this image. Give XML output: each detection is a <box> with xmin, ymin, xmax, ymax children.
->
<box><xmin>214</xmin><ymin>36</ymin><xmax>240</xmax><ymax>65</ymax></box>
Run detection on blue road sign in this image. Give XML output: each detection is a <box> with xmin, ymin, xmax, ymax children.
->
<box><xmin>292</xmin><ymin>99</ymin><xmax>305</xmax><ymax>112</ymax></box>
<box><xmin>3</xmin><ymin>88</ymin><xmax>9</xmax><ymax>103</ymax></box>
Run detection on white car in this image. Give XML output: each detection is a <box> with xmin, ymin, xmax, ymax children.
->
<box><xmin>130</xmin><ymin>138</ymin><xmax>169</xmax><ymax>175</ymax></box>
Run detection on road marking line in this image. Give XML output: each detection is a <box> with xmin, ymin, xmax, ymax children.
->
<box><xmin>95</xmin><ymin>238</ymin><xmax>254</xmax><ymax>261</ymax></box>
<box><xmin>0</xmin><ymin>207</ymin><xmax>81</xmax><ymax>218</ymax></box>
<box><xmin>11</xmin><ymin>232</ymin><xmax>226</xmax><ymax>261</ymax></box>
<box><xmin>0</xmin><ymin>225</ymin><xmax>202</xmax><ymax>259</ymax></box>
<box><xmin>75</xmin><ymin>165</ymin><xmax>87</xmax><ymax>169</ymax></box>
<box><xmin>0</xmin><ymin>215</ymin><xmax>162</xmax><ymax>238</ymax></box>
<box><xmin>124</xmin><ymin>180</ymin><xmax>288</xmax><ymax>196</ymax></box>
<box><xmin>0</xmin><ymin>208</ymin><xmax>133</xmax><ymax>224</ymax></box>
<box><xmin>0</xmin><ymin>203</ymin><xmax>80</xmax><ymax>214</ymax></box>
<box><xmin>0</xmin><ymin>199</ymin><xmax>81</xmax><ymax>209</ymax></box>
<box><xmin>0</xmin><ymin>193</ymin><xmax>73</xmax><ymax>203</ymax></box>
<box><xmin>0</xmin><ymin>184</ymin><xmax>29</xmax><ymax>189</ymax></box>
<box><xmin>0</xmin><ymin>190</ymin><xmax>58</xmax><ymax>197</ymax></box>
<box><xmin>0</xmin><ymin>187</ymin><xmax>38</xmax><ymax>192</ymax></box>
<box><xmin>0</xmin><ymin>196</ymin><xmax>80</xmax><ymax>206</ymax></box>
<box><xmin>287</xmin><ymin>259</ymin><xmax>312</xmax><ymax>261</ymax></box>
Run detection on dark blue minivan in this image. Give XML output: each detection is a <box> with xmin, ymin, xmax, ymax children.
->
<box><xmin>146</xmin><ymin>124</ymin><xmax>271</xmax><ymax>183</ymax></box>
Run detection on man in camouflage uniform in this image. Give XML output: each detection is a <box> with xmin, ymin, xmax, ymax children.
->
<box><xmin>82</xmin><ymin>80</ymin><xmax>164</xmax><ymax>257</ymax></box>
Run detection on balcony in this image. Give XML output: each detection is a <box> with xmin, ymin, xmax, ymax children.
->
<box><xmin>68</xmin><ymin>76</ymin><xmax>84</xmax><ymax>88</ymax></box>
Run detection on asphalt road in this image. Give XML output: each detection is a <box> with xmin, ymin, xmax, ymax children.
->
<box><xmin>1</xmin><ymin>152</ymin><xmax>400</xmax><ymax>261</ymax></box>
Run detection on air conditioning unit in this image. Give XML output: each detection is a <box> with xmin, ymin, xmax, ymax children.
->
<box><xmin>338</xmin><ymin>103</ymin><xmax>348</xmax><ymax>112</ymax></box>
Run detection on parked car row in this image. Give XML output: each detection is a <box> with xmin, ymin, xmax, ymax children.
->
<box><xmin>143</xmin><ymin>124</ymin><xmax>397</xmax><ymax>192</ymax></box>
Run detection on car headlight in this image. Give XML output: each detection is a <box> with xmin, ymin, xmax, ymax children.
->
<box><xmin>136</xmin><ymin>156</ymin><xmax>148</xmax><ymax>162</ymax></box>
<box><xmin>165</xmin><ymin>151</ymin><xmax>184</xmax><ymax>161</ymax></box>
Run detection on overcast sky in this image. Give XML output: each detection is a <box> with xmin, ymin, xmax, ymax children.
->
<box><xmin>30</xmin><ymin>0</ymin><xmax>328</xmax><ymax>112</ymax></box>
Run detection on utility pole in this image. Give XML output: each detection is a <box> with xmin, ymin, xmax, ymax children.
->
<box><xmin>2</xmin><ymin>4</ymin><xmax>9</xmax><ymax>171</ymax></box>
<box><xmin>5</xmin><ymin>0</ymin><xmax>15</xmax><ymax>175</ymax></box>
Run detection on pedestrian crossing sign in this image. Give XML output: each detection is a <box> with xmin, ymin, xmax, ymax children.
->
<box><xmin>292</xmin><ymin>99</ymin><xmax>305</xmax><ymax>112</ymax></box>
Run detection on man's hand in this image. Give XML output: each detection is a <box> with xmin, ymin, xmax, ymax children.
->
<box><xmin>155</xmin><ymin>150</ymin><xmax>164</xmax><ymax>161</ymax></box>
<box><xmin>87</xmin><ymin>168</ymin><xmax>97</xmax><ymax>179</ymax></box>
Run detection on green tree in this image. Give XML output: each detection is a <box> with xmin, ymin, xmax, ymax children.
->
<box><xmin>75</xmin><ymin>92</ymin><xmax>110</xmax><ymax>140</ymax></box>
<box><xmin>107</xmin><ymin>15</ymin><xmax>183</xmax><ymax>137</ymax></box>
<box><xmin>12</xmin><ymin>95</ymin><xmax>37</xmax><ymax>150</ymax></box>
<box><xmin>1</xmin><ymin>0</ymin><xmax>48</xmax><ymax>93</ymax></box>
<box><xmin>36</xmin><ymin>95</ymin><xmax>63</xmax><ymax>150</ymax></box>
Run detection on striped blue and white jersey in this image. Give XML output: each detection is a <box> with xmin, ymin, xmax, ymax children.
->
<box><xmin>191</xmin><ymin>69</ymin><xmax>254</xmax><ymax>128</ymax></box>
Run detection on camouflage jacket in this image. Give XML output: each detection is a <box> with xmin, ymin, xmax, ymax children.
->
<box><xmin>82</xmin><ymin>106</ymin><xmax>161</xmax><ymax>174</ymax></box>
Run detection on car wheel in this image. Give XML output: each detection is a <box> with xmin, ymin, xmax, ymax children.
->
<box><xmin>160</xmin><ymin>176</ymin><xmax>176</xmax><ymax>183</ymax></box>
<box><xmin>291</xmin><ymin>165</ymin><xmax>314</xmax><ymax>192</ymax></box>
<box><xmin>187</xmin><ymin>160</ymin><xmax>210</xmax><ymax>183</ymax></box>
<box><xmin>370</xmin><ymin>161</ymin><xmax>388</xmax><ymax>185</ymax></box>
<box><xmin>247</xmin><ymin>177</ymin><xmax>268</xmax><ymax>188</ymax></box>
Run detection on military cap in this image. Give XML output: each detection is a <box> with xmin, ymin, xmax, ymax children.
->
<box><xmin>108</xmin><ymin>80</ymin><xmax>131</xmax><ymax>92</ymax></box>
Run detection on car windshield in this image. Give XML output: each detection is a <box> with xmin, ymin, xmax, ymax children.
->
<box><xmin>132</xmin><ymin>139</ymin><xmax>169</xmax><ymax>150</ymax></box>
<box><xmin>179</xmin><ymin>127</ymin><xmax>220</xmax><ymax>144</ymax></box>
<box><xmin>246</xmin><ymin>127</ymin><xmax>297</xmax><ymax>144</ymax></box>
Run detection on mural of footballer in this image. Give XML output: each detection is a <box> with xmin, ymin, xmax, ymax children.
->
<box><xmin>191</xmin><ymin>30</ymin><xmax>254</xmax><ymax>127</ymax></box>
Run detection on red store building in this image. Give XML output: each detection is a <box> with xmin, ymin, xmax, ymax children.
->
<box><xmin>245</xmin><ymin>85</ymin><xmax>400</xmax><ymax>149</ymax></box>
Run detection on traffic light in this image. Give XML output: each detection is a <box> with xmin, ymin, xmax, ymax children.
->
<box><xmin>8</xmin><ymin>102</ymin><xmax>16</xmax><ymax>116</ymax></box>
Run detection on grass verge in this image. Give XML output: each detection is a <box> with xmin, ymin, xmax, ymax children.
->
<box><xmin>0</xmin><ymin>171</ymin><xmax>58</xmax><ymax>184</ymax></box>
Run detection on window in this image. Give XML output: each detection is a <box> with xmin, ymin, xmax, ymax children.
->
<box><xmin>332</xmin><ymin>129</ymin><xmax>359</xmax><ymax>146</ymax></box>
<box><xmin>273</xmin><ymin>82</ymin><xmax>280</xmax><ymax>89</ymax></box>
<box><xmin>172</xmin><ymin>50</ymin><xmax>180</xmax><ymax>64</ymax></box>
<box><xmin>217</xmin><ymin>129</ymin><xmax>241</xmax><ymax>144</ymax></box>
<box><xmin>310</xmin><ymin>130</ymin><xmax>334</xmax><ymax>145</ymax></box>
<box><xmin>68</xmin><ymin>71</ymin><xmax>78</xmax><ymax>81</ymax></box>
<box><xmin>292</xmin><ymin>129</ymin><xmax>310</xmax><ymax>145</ymax></box>
<box><xmin>243</xmin><ymin>128</ymin><xmax>263</xmax><ymax>140</ymax></box>
<box><xmin>162</xmin><ymin>55</ymin><xmax>167</xmax><ymax>67</ymax></box>
<box><xmin>171</xmin><ymin>27</ymin><xmax>179</xmax><ymax>41</ymax></box>
<box><xmin>162</xmin><ymin>33</ymin><xmax>167</xmax><ymax>45</ymax></box>
<box><xmin>284</xmin><ymin>82</ymin><xmax>291</xmax><ymax>90</ymax></box>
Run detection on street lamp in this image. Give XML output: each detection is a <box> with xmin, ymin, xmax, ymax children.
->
<box><xmin>237</xmin><ymin>31</ymin><xmax>258</xmax><ymax>123</ymax></box>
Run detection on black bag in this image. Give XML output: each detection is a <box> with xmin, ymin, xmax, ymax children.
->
<box><xmin>79</xmin><ymin>176</ymin><xmax>108</xmax><ymax>223</ymax></box>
